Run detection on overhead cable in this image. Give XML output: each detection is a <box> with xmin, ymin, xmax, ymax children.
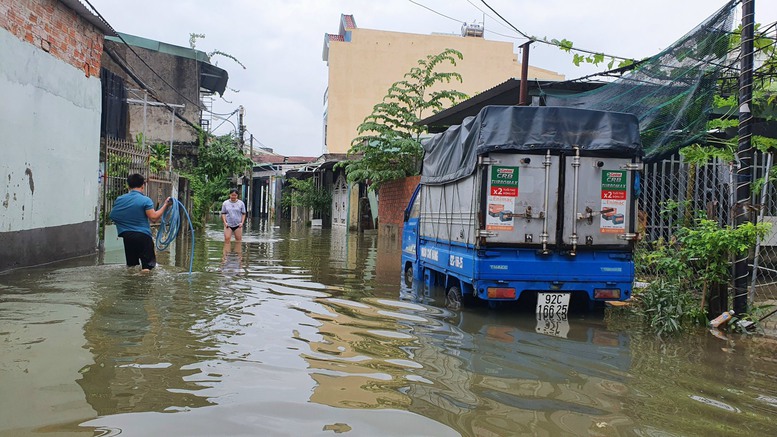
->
<box><xmin>83</xmin><ymin>0</ymin><xmax>210</xmax><ymax>113</ymax></box>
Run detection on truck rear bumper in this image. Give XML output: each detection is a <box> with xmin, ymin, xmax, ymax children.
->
<box><xmin>474</xmin><ymin>250</ymin><xmax>633</xmax><ymax>301</ymax></box>
<box><xmin>405</xmin><ymin>243</ymin><xmax>634</xmax><ymax>302</ymax></box>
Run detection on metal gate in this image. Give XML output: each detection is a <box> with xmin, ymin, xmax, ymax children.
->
<box><xmin>102</xmin><ymin>137</ymin><xmax>149</xmax><ymax>221</ymax></box>
<box><xmin>332</xmin><ymin>174</ymin><xmax>348</xmax><ymax>227</ymax></box>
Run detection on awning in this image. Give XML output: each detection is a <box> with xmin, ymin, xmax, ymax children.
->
<box><xmin>200</xmin><ymin>62</ymin><xmax>228</xmax><ymax>96</ymax></box>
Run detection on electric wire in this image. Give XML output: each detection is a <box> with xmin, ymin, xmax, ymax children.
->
<box><xmin>84</xmin><ymin>0</ymin><xmax>239</xmax><ymax>126</ymax></box>
<box><xmin>477</xmin><ymin>0</ymin><xmax>634</xmax><ymax>62</ymax></box>
<box><xmin>407</xmin><ymin>0</ymin><xmax>636</xmax><ymax>66</ymax></box>
<box><xmin>210</xmin><ymin>110</ymin><xmax>239</xmax><ymax>133</ymax></box>
<box><xmin>464</xmin><ymin>0</ymin><xmax>518</xmax><ymax>34</ymax></box>
<box><xmin>84</xmin><ymin>0</ymin><xmax>206</xmax><ymax>111</ymax></box>
<box><xmin>408</xmin><ymin>0</ymin><xmax>462</xmax><ymax>23</ymax></box>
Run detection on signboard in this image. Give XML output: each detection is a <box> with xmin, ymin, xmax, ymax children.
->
<box><xmin>486</xmin><ymin>166</ymin><xmax>519</xmax><ymax>231</ymax></box>
<box><xmin>600</xmin><ymin>170</ymin><xmax>627</xmax><ymax>234</ymax></box>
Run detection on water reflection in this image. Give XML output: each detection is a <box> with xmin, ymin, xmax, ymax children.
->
<box><xmin>1</xmin><ymin>219</ymin><xmax>777</xmax><ymax>436</ymax></box>
<box><xmin>221</xmin><ymin>241</ymin><xmax>243</xmax><ymax>276</ymax></box>
<box><xmin>303</xmin><ymin>297</ymin><xmax>633</xmax><ymax>436</ymax></box>
<box><xmin>77</xmin><ymin>270</ymin><xmax>217</xmax><ymax>415</ymax></box>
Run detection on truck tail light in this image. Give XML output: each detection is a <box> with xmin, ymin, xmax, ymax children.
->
<box><xmin>594</xmin><ymin>288</ymin><xmax>621</xmax><ymax>299</ymax></box>
<box><xmin>487</xmin><ymin>287</ymin><xmax>516</xmax><ymax>299</ymax></box>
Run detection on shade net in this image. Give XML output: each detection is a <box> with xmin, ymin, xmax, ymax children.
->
<box><xmin>544</xmin><ymin>0</ymin><xmax>739</xmax><ymax>162</ymax></box>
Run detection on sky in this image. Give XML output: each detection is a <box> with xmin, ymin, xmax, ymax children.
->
<box><xmin>84</xmin><ymin>0</ymin><xmax>777</xmax><ymax>158</ymax></box>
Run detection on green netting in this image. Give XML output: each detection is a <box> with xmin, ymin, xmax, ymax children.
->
<box><xmin>544</xmin><ymin>0</ymin><xmax>739</xmax><ymax>162</ymax></box>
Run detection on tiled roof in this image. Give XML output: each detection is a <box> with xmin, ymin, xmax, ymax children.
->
<box><xmin>328</xmin><ymin>34</ymin><xmax>345</xmax><ymax>42</ymax></box>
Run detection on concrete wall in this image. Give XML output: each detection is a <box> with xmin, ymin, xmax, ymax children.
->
<box><xmin>102</xmin><ymin>40</ymin><xmax>201</xmax><ymax>146</ymax></box>
<box><xmin>0</xmin><ymin>0</ymin><xmax>103</xmax><ymax>272</ymax></box>
<box><xmin>377</xmin><ymin>176</ymin><xmax>420</xmax><ymax>240</ymax></box>
<box><xmin>325</xmin><ymin>28</ymin><xmax>564</xmax><ymax>154</ymax></box>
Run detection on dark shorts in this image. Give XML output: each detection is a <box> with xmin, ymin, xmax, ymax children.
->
<box><xmin>119</xmin><ymin>231</ymin><xmax>157</xmax><ymax>270</ymax></box>
<box><xmin>228</xmin><ymin>225</ymin><xmax>240</xmax><ymax>232</ymax></box>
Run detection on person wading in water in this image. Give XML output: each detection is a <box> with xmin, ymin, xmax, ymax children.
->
<box><xmin>221</xmin><ymin>188</ymin><xmax>246</xmax><ymax>242</ymax></box>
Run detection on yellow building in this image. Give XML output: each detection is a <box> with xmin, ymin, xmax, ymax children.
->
<box><xmin>322</xmin><ymin>14</ymin><xmax>565</xmax><ymax>155</ymax></box>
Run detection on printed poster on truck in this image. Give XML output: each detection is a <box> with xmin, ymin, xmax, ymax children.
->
<box><xmin>486</xmin><ymin>166</ymin><xmax>519</xmax><ymax>231</ymax></box>
<box><xmin>600</xmin><ymin>170</ymin><xmax>627</xmax><ymax>234</ymax></box>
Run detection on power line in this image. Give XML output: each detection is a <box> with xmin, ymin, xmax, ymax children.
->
<box><xmin>464</xmin><ymin>0</ymin><xmax>519</xmax><ymax>34</ymax></box>
<box><xmin>485</xmin><ymin>28</ymin><xmax>524</xmax><ymax>41</ymax></box>
<box><xmin>407</xmin><ymin>0</ymin><xmax>634</xmax><ymax>63</ymax></box>
<box><xmin>84</xmin><ymin>0</ymin><xmax>250</xmax><ymax>135</ymax></box>
<box><xmin>408</xmin><ymin>0</ymin><xmax>462</xmax><ymax>24</ymax></box>
<box><xmin>408</xmin><ymin>0</ymin><xmax>525</xmax><ymax>41</ymax></box>
<box><xmin>103</xmin><ymin>44</ymin><xmax>200</xmax><ymax>130</ymax></box>
<box><xmin>244</xmin><ymin>130</ymin><xmax>276</xmax><ymax>152</ymax></box>
<box><xmin>476</xmin><ymin>0</ymin><xmax>532</xmax><ymax>40</ymax></box>
<box><xmin>83</xmin><ymin>0</ymin><xmax>209</xmax><ymax>113</ymax></box>
<box><xmin>211</xmin><ymin>112</ymin><xmax>238</xmax><ymax>133</ymax></box>
<box><xmin>478</xmin><ymin>0</ymin><xmax>634</xmax><ymax>62</ymax></box>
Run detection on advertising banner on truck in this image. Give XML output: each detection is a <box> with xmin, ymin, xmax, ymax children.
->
<box><xmin>486</xmin><ymin>166</ymin><xmax>520</xmax><ymax>231</ymax></box>
<box><xmin>600</xmin><ymin>170</ymin><xmax>627</xmax><ymax>234</ymax></box>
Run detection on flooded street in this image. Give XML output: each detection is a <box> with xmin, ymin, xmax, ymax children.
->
<box><xmin>2</xmin><ymin>221</ymin><xmax>777</xmax><ymax>436</ymax></box>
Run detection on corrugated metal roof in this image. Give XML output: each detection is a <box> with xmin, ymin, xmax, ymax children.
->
<box><xmin>60</xmin><ymin>0</ymin><xmax>116</xmax><ymax>36</ymax></box>
<box><xmin>105</xmin><ymin>32</ymin><xmax>210</xmax><ymax>62</ymax></box>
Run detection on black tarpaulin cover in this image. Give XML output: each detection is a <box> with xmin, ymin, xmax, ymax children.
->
<box><xmin>420</xmin><ymin>106</ymin><xmax>642</xmax><ymax>185</ymax></box>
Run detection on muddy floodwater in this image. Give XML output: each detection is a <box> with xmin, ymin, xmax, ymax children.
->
<box><xmin>2</xmin><ymin>220</ymin><xmax>777</xmax><ymax>436</ymax></box>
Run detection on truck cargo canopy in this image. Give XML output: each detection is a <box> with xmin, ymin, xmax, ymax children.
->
<box><xmin>421</xmin><ymin>106</ymin><xmax>642</xmax><ymax>185</ymax></box>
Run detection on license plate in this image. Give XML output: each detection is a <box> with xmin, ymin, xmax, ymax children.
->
<box><xmin>536</xmin><ymin>292</ymin><xmax>570</xmax><ymax>319</ymax></box>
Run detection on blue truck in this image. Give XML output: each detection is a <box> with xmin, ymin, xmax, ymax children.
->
<box><xmin>401</xmin><ymin>106</ymin><xmax>643</xmax><ymax>313</ymax></box>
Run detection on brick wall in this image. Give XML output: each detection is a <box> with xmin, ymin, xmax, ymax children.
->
<box><xmin>378</xmin><ymin>175</ymin><xmax>420</xmax><ymax>239</ymax></box>
<box><xmin>0</xmin><ymin>0</ymin><xmax>103</xmax><ymax>77</ymax></box>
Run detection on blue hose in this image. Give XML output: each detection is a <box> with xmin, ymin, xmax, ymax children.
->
<box><xmin>156</xmin><ymin>198</ymin><xmax>195</xmax><ymax>274</ymax></box>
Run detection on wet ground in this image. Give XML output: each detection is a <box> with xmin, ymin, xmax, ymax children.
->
<box><xmin>1</xmin><ymin>220</ymin><xmax>777</xmax><ymax>436</ymax></box>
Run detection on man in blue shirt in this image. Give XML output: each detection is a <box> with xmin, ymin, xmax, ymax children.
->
<box><xmin>109</xmin><ymin>173</ymin><xmax>172</xmax><ymax>271</ymax></box>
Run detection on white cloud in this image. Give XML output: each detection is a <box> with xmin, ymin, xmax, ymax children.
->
<box><xmin>87</xmin><ymin>0</ymin><xmax>777</xmax><ymax>157</ymax></box>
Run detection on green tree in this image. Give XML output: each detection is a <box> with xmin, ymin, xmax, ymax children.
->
<box><xmin>280</xmin><ymin>177</ymin><xmax>332</xmax><ymax>221</ymax></box>
<box><xmin>183</xmin><ymin>133</ymin><xmax>253</xmax><ymax>226</ymax></box>
<box><xmin>342</xmin><ymin>48</ymin><xmax>468</xmax><ymax>191</ymax></box>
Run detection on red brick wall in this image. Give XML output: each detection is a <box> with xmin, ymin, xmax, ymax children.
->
<box><xmin>0</xmin><ymin>0</ymin><xmax>103</xmax><ymax>77</ymax></box>
<box><xmin>378</xmin><ymin>176</ymin><xmax>420</xmax><ymax>239</ymax></box>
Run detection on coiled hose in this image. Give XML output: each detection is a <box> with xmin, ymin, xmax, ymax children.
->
<box><xmin>155</xmin><ymin>198</ymin><xmax>195</xmax><ymax>274</ymax></box>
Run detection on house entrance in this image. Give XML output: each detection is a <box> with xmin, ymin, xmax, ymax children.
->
<box><xmin>332</xmin><ymin>174</ymin><xmax>348</xmax><ymax>227</ymax></box>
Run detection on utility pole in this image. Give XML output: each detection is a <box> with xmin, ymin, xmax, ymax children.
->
<box><xmin>237</xmin><ymin>105</ymin><xmax>247</xmax><ymax>215</ymax></box>
<box><xmin>238</xmin><ymin>105</ymin><xmax>245</xmax><ymax>152</ymax></box>
<box><xmin>734</xmin><ymin>0</ymin><xmax>755</xmax><ymax>315</ymax></box>
<box><xmin>249</xmin><ymin>134</ymin><xmax>254</xmax><ymax>218</ymax></box>
<box><xmin>518</xmin><ymin>41</ymin><xmax>532</xmax><ymax>106</ymax></box>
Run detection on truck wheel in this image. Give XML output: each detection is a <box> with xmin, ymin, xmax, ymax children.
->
<box><xmin>404</xmin><ymin>265</ymin><xmax>414</xmax><ymax>287</ymax></box>
<box><xmin>446</xmin><ymin>286</ymin><xmax>463</xmax><ymax>310</ymax></box>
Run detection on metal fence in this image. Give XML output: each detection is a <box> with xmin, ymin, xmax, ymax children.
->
<box><xmin>101</xmin><ymin>137</ymin><xmax>182</xmax><ymax>223</ymax></box>
<box><xmin>103</xmin><ymin>137</ymin><xmax>149</xmax><ymax>220</ymax></box>
<box><xmin>639</xmin><ymin>151</ymin><xmax>777</xmax><ymax>308</ymax></box>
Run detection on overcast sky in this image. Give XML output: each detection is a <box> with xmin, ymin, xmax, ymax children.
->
<box><xmin>85</xmin><ymin>0</ymin><xmax>777</xmax><ymax>158</ymax></box>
